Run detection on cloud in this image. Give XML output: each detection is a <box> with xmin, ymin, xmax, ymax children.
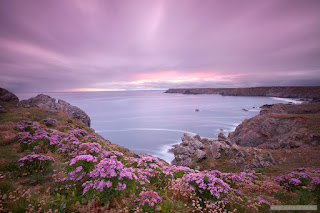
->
<box><xmin>0</xmin><ymin>0</ymin><xmax>320</xmax><ymax>92</ymax></box>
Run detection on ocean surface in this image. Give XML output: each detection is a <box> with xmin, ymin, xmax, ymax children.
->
<box><xmin>16</xmin><ymin>91</ymin><xmax>301</xmax><ymax>163</ymax></box>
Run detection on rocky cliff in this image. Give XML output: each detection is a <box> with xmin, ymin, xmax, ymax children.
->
<box><xmin>170</xmin><ymin>133</ymin><xmax>277</xmax><ymax>172</ymax></box>
<box><xmin>228</xmin><ymin>103</ymin><xmax>320</xmax><ymax>149</ymax></box>
<box><xmin>0</xmin><ymin>88</ymin><xmax>19</xmax><ymax>103</ymax></box>
<box><xmin>20</xmin><ymin>94</ymin><xmax>91</xmax><ymax>127</ymax></box>
<box><xmin>165</xmin><ymin>86</ymin><xmax>320</xmax><ymax>99</ymax></box>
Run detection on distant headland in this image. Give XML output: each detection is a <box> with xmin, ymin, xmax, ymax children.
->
<box><xmin>165</xmin><ymin>86</ymin><xmax>320</xmax><ymax>99</ymax></box>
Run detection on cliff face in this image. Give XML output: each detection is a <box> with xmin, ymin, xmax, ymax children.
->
<box><xmin>165</xmin><ymin>86</ymin><xmax>320</xmax><ymax>99</ymax></box>
<box><xmin>228</xmin><ymin>103</ymin><xmax>320</xmax><ymax>149</ymax></box>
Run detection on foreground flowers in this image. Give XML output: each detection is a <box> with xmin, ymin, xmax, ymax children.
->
<box><xmin>2</xmin><ymin>119</ymin><xmax>317</xmax><ymax>212</ymax></box>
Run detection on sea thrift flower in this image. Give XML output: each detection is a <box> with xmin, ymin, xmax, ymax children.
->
<box><xmin>69</xmin><ymin>155</ymin><xmax>98</xmax><ymax>166</ymax></box>
<box><xmin>19</xmin><ymin>154</ymin><xmax>55</xmax><ymax>172</ymax></box>
<box><xmin>135</xmin><ymin>191</ymin><xmax>162</xmax><ymax>210</ymax></box>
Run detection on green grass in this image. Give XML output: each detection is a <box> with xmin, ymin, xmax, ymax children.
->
<box><xmin>0</xmin><ymin>108</ymin><xmax>66</xmax><ymax>124</ymax></box>
<box><xmin>0</xmin><ymin>145</ymin><xmax>20</xmax><ymax>172</ymax></box>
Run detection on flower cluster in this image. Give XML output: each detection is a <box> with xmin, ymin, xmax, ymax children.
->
<box><xmin>16</xmin><ymin>120</ymin><xmax>40</xmax><ymax>132</ymax></box>
<box><xmin>182</xmin><ymin>171</ymin><xmax>231</xmax><ymax>200</ymax></box>
<box><xmin>14</xmin><ymin>119</ymin><xmax>278</xmax><ymax>212</ymax></box>
<box><xmin>275</xmin><ymin>169</ymin><xmax>319</xmax><ymax>191</ymax></box>
<box><xmin>82</xmin><ymin>155</ymin><xmax>137</xmax><ymax>195</ymax></box>
<box><xmin>135</xmin><ymin>191</ymin><xmax>162</xmax><ymax>212</ymax></box>
<box><xmin>18</xmin><ymin>153</ymin><xmax>55</xmax><ymax>173</ymax></box>
<box><xmin>42</xmin><ymin>118</ymin><xmax>57</xmax><ymax>127</ymax></box>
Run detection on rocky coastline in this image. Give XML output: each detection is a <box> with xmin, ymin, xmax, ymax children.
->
<box><xmin>170</xmin><ymin>101</ymin><xmax>320</xmax><ymax>172</ymax></box>
<box><xmin>1</xmin><ymin>87</ymin><xmax>320</xmax><ymax>211</ymax></box>
<box><xmin>165</xmin><ymin>86</ymin><xmax>320</xmax><ymax>99</ymax></box>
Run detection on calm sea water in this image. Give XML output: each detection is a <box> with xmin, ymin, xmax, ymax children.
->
<box><xmin>16</xmin><ymin>91</ymin><xmax>300</xmax><ymax>163</ymax></box>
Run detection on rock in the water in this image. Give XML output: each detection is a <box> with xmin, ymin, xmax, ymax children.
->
<box><xmin>0</xmin><ymin>88</ymin><xmax>19</xmax><ymax>103</ymax></box>
<box><xmin>195</xmin><ymin>150</ymin><xmax>207</xmax><ymax>162</ymax></box>
<box><xmin>20</xmin><ymin>94</ymin><xmax>91</xmax><ymax>127</ymax></box>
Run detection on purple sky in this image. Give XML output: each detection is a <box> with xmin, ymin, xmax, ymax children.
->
<box><xmin>1</xmin><ymin>0</ymin><xmax>320</xmax><ymax>93</ymax></box>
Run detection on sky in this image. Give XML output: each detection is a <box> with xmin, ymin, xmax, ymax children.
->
<box><xmin>0</xmin><ymin>0</ymin><xmax>320</xmax><ymax>93</ymax></box>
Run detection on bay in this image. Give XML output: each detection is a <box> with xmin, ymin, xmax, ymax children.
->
<box><xmin>16</xmin><ymin>91</ymin><xmax>300</xmax><ymax>163</ymax></box>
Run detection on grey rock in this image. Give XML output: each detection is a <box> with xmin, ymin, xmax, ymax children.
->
<box><xmin>208</xmin><ymin>140</ymin><xmax>232</xmax><ymax>159</ymax></box>
<box><xmin>0</xmin><ymin>88</ymin><xmax>19</xmax><ymax>103</ymax></box>
<box><xmin>195</xmin><ymin>150</ymin><xmax>207</xmax><ymax>162</ymax></box>
<box><xmin>171</xmin><ymin>155</ymin><xmax>192</xmax><ymax>167</ymax></box>
<box><xmin>250</xmin><ymin>152</ymin><xmax>276</xmax><ymax>169</ymax></box>
<box><xmin>181</xmin><ymin>133</ymin><xmax>204</xmax><ymax>150</ymax></box>
<box><xmin>194</xmin><ymin>134</ymin><xmax>201</xmax><ymax>141</ymax></box>
<box><xmin>20</xmin><ymin>94</ymin><xmax>91</xmax><ymax>127</ymax></box>
<box><xmin>229</xmin><ymin>157</ymin><xmax>245</xmax><ymax>166</ymax></box>
<box><xmin>172</xmin><ymin>145</ymin><xmax>195</xmax><ymax>156</ymax></box>
<box><xmin>171</xmin><ymin>133</ymin><xmax>206</xmax><ymax>167</ymax></box>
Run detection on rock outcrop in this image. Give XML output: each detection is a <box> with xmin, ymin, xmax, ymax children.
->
<box><xmin>165</xmin><ymin>86</ymin><xmax>320</xmax><ymax>99</ymax></box>
<box><xmin>171</xmin><ymin>133</ymin><xmax>277</xmax><ymax>172</ymax></box>
<box><xmin>170</xmin><ymin>133</ymin><xmax>206</xmax><ymax>167</ymax></box>
<box><xmin>0</xmin><ymin>88</ymin><xmax>19</xmax><ymax>103</ymax></box>
<box><xmin>228</xmin><ymin>103</ymin><xmax>320</xmax><ymax>149</ymax></box>
<box><xmin>260</xmin><ymin>103</ymin><xmax>320</xmax><ymax>115</ymax></box>
<box><xmin>20</xmin><ymin>94</ymin><xmax>91</xmax><ymax>127</ymax></box>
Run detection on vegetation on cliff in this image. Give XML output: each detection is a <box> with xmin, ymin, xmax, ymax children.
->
<box><xmin>0</xmin><ymin>96</ymin><xmax>319</xmax><ymax>212</ymax></box>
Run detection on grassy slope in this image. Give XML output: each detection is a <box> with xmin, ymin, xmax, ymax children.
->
<box><xmin>0</xmin><ymin>107</ymin><xmax>319</xmax><ymax>212</ymax></box>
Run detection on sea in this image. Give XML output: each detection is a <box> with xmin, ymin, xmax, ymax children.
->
<box><xmin>16</xmin><ymin>91</ymin><xmax>302</xmax><ymax>163</ymax></box>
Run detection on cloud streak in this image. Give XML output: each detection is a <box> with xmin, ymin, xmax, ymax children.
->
<box><xmin>0</xmin><ymin>0</ymin><xmax>320</xmax><ymax>92</ymax></box>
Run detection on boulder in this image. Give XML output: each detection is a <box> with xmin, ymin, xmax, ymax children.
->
<box><xmin>171</xmin><ymin>133</ymin><xmax>205</xmax><ymax>167</ymax></box>
<box><xmin>229</xmin><ymin>157</ymin><xmax>245</xmax><ymax>167</ymax></box>
<box><xmin>20</xmin><ymin>94</ymin><xmax>56</xmax><ymax>109</ymax></box>
<box><xmin>0</xmin><ymin>88</ymin><xmax>19</xmax><ymax>103</ymax></box>
<box><xmin>250</xmin><ymin>153</ymin><xmax>276</xmax><ymax>169</ymax></box>
<box><xmin>181</xmin><ymin>133</ymin><xmax>204</xmax><ymax>150</ymax></box>
<box><xmin>208</xmin><ymin>141</ymin><xmax>231</xmax><ymax>159</ymax></box>
<box><xmin>195</xmin><ymin>150</ymin><xmax>207</xmax><ymax>162</ymax></box>
<box><xmin>171</xmin><ymin>155</ymin><xmax>192</xmax><ymax>167</ymax></box>
<box><xmin>20</xmin><ymin>94</ymin><xmax>91</xmax><ymax>127</ymax></box>
<box><xmin>171</xmin><ymin>145</ymin><xmax>195</xmax><ymax>156</ymax></box>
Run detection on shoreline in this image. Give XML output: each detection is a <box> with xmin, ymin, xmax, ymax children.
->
<box><xmin>165</xmin><ymin>86</ymin><xmax>320</xmax><ymax>99</ymax></box>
